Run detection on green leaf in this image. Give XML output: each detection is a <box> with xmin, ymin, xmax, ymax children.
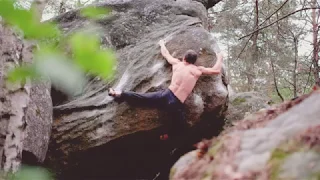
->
<box><xmin>34</xmin><ymin>44</ymin><xmax>60</xmax><ymax>58</ymax></box>
<box><xmin>0</xmin><ymin>0</ymin><xmax>15</xmax><ymax>20</ymax></box>
<box><xmin>0</xmin><ymin>0</ymin><xmax>60</xmax><ymax>39</ymax></box>
<box><xmin>34</xmin><ymin>47</ymin><xmax>87</xmax><ymax>96</ymax></box>
<box><xmin>30</xmin><ymin>21</ymin><xmax>61</xmax><ymax>39</ymax></box>
<box><xmin>9</xmin><ymin>165</ymin><xmax>52</xmax><ymax>180</ymax></box>
<box><xmin>80</xmin><ymin>6</ymin><xmax>111</xmax><ymax>19</ymax></box>
<box><xmin>88</xmin><ymin>49</ymin><xmax>116</xmax><ymax>79</ymax></box>
<box><xmin>69</xmin><ymin>32</ymin><xmax>116</xmax><ymax>80</ymax></box>
<box><xmin>69</xmin><ymin>32</ymin><xmax>100</xmax><ymax>54</ymax></box>
<box><xmin>6</xmin><ymin>65</ymin><xmax>38</xmax><ymax>83</ymax></box>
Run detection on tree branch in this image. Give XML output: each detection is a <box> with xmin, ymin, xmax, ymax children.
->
<box><xmin>270</xmin><ymin>58</ymin><xmax>284</xmax><ymax>101</ymax></box>
<box><xmin>259</xmin><ymin>0</ymin><xmax>290</xmax><ymax>27</ymax></box>
<box><xmin>284</xmin><ymin>77</ymin><xmax>294</xmax><ymax>86</ymax></box>
<box><xmin>235</xmin><ymin>0</ymin><xmax>296</xmax><ymax>60</ymax></box>
<box><xmin>239</xmin><ymin>7</ymin><xmax>320</xmax><ymax>40</ymax></box>
<box><xmin>303</xmin><ymin>63</ymin><xmax>313</xmax><ymax>93</ymax></box>
<box><xmin>235</xmin><ymin>34</ymin><xmax>254</xmax><ymax>61</ymax></box>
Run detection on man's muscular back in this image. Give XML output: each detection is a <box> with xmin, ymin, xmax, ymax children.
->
<box><xmin>169</xmin><ymin>62</ymin><xmax>202</xmax><ymax>103</ymax></box>
<box><xmin>159</xmin><ymin>39</ymin><xmax>223</xmax><ymax>103</ymax></box>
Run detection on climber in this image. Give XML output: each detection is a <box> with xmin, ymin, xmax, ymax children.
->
<box><xmin>109</xmin><ymin>39</ymin><xmax>224</xmax><ymax>140</ymax></box>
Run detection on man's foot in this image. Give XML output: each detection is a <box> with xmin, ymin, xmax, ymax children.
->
<box><xmin>160</xmin><ymin>134</ymin><xmax>169</xmax><ymax>141</ymax></box>
<box><xmin>108</xmin><ymin>88</ymin><xmax>122</xmax><ymax>97</ymax></box>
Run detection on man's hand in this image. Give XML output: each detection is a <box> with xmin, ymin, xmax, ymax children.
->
<box><xmin>158</xmin><ymin>39</ymin><xmax>165</xmax><ymax>46</ymax></box>
<box><xmin>159</xmin><ymin>39</ymin><xmax>179</xmax><ymax>65</ymax></box>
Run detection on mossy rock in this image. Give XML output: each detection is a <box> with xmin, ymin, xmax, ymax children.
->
<box><xmin>171</xmin><ymin>92</ymin><xmax>320</xmax><ymax>180</ymax></box>
<box><xmin>269</xmin><ymin>148</ymin><xmax>291</xmax><ymax>180</ymax></box>
<box><xmin>269</xmin><ymin>137</ymin><xmax>320</xmax><ymax>180</ymax></box>
<box><xmin>226</xmin><ymin>92</ymin><xmax>270</xmax><ymax>123</ymax></box>
<box><xmin>231</xmin><ymin>97</ymin><xmax>246</xmax><ymax>106</ymax></box>
<box><xmin>169</xmin><ymin>167</ymin><xmax>176</xmax><ymax>179</ymax></box>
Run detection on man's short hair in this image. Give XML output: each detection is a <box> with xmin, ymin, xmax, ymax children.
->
<box><xmin>184</xmin><ymin>50</ymin><xmax>198</xmax><ymax>64</ymax></box>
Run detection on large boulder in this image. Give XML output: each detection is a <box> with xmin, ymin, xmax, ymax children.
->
<box><xmin>46</xmin><ymin>0</ymin><xmax>227</xmax><ymax>179</ymax></box>
<box><xmin>171</xmin><ymin>91</ymin><xmax>320</xmax><ymax>180</ymax></box>
<box><xmin>0</xmin><ymin>23</ymin><xmax>52</xmax><ymax>171</ymax></box>
<box><xmin>226</xmin><ymin>92</ymin><xmax>270</xmax><ymax>124</ymax></box>
<box><xmin>196</xmin><ymin>0</ymin><xmax>223</xmax><ymax>9</ymax></box>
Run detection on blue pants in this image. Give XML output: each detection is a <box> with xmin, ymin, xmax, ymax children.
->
<box><xmin>116</xmin><ymin>89</ymin><xmax>187</xmax><ymax>135</ymax></box>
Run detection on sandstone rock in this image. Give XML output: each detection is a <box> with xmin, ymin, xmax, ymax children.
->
<box><xmin>195</xmin><ymin>0</ymin><xmax>223</xmax><ymax>9</ymax></box>
<box><xmin>226</xmin><ymin>92</ymin><xmax>270</xmax><ymax>124</ymax></box>
<box><xmin>23</xmin><ymin>82</ymin><xmax>52</xmax><ymax>163</ymax></box>
<box><xmin>171</xmin><ymin>91</ymin><xmax>320</xmax><ymax>180</ymax></box>
<box><xmin>46</xmin><ymin>0</ymin><xmax>227</xmax><ymax>179</ymax></box>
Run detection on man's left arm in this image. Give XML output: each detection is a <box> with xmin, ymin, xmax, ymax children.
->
<box><xmin>198</xmin><ymin>52</ymin><xmax>223</xmax><ymax>75</ymax></box>
<box><xmin>159</xmin><ymin>40</ymin><xmax>180</xmax><ymax>65</ymax></box>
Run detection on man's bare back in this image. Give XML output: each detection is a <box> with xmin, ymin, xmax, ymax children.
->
<box><xmin>169</xmin><ymin>62</ymin><xmax>202</xmax><ymax>102</ymax></box>
<box><xmin>159</xmin><ymin>40</ymin><xmax>223</xmax><ymax>103</ymax></box>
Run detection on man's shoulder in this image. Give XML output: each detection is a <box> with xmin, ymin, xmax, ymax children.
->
<box><xmin>174</xmin><ymin>61</ymin><xmax>183</xmax><ymax>65</ymax></box>
<box><xmin>172</xmin><ymin>61</ymin><xmax>183</xmax><ymax>67</ymax></box>
<box><xmin>192</xmin><ymin>64</ymin><xmax>202</xmax><ymax>70</ymax></box>
<box><xmin>192</xmin><ymin>65</ymin><xmax>203</xmax><ymax>76</ymax></box>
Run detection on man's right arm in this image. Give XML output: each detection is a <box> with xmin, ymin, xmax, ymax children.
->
<box><xmin>198</xmin><ymin>52</ymin><xmax>223</xmax><ymax>75</ymax></box>
<box><xmin>159</xmin><ymin>40</ymin><xmax>180</xmax><ymax>65</ymax></box>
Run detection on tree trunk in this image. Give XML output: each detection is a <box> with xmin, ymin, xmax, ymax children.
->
<box><xmin>268</xmin><ymin>35</ymin><xmax>284</xmax><ymax>102</ymax></box>
<box><xmin>293</xmin><ymin>37</ymin><xmax>298</xmax><ymax>98</ymax></box>
<box><xmin>312</xmin><ymin>0</ymin><xmax>320</xmax><ymax>86</ymax></box>
<box><xmin>0</xmin><ymin>24</ymin><xmax>30</xmax><ymax>173</ymax></box>
<box><xmin>0</xmin><ymin>22</ymin><xmax>52</xmax><ymax>174</ymax></box>
<box><xmin>227</xmin><ymin>41</ymin><xmax>231</xmax><ymax>84</ymax></box>
<box><xmin>246</xmin><ymin>0</ymin><xmax>259</xmax><ymax>91</ymax></box>
<box><xmin>270</xmin><ymin>57</ymin><xmax>284</xmax><ymax>102</ymax></box>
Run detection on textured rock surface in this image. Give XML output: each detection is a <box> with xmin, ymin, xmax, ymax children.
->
<box><xmin>24</xmin><ymin>82</ymin><xmax>52</xmax><ymax>163</ymax></box>
<box><xmin>0</xmin><ymin>23</ymin><xmax>52</xmax><ymax>172</ymax></box>
<box><xmin>194</xmin><ymin>0</ymin><xmax>223</xmax><ymax>9</ymax></box>
<box><xmin>46</xmin><ymin>0</ymin><xmax>227</xmax><ymax>179</ymax></box>
<box><xmin>171</xmin><ymin>91</ymin><xmax>320</xmax><ymax>180</ymax></box>
<box><xmin>0</xmin><ymin>23</ymin><xmax>30</xmax><ymax>172</ymax></box>
<box><xmin>226</xmin><ymin>92</ymin><xmax>270</xmax><ymax>124</ymax></box>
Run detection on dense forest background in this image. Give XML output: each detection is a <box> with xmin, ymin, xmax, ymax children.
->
<box><xmin>210</xmin><ymin>0</ymin><xmax>320</xmax><ymax>102</ymax></box>
<box><xmin>17</xmin><ymin>0</ymin><xmax>320</xmax><ymax>102</ymax></box>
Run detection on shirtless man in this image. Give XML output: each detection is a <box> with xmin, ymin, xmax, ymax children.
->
<box><xmin>109</xmin><ymin>39</ymin><xmax>223</xmax><ymax>140</ymax></box>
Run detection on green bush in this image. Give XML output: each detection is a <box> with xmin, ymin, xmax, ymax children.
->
<box><xmin>0</xmin><ymin>0</ymin><xmax>116</xmax><ymax>95</ymax></box>
<box><xmin>0</xmin><ymin>0</ymin><xmax>116</xmax><ymax>178</ymax></box>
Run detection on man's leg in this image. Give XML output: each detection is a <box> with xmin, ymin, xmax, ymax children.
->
<box><xmin>110</xmin><ymin>88</ymin><xmax>173</xmax><ymax>140</ymax></box>
<box><xmin>166</xmin><ymin>105</ymin><xmax>191</xmax><ymax>154</ymax></box>
<box><xmin>169</xmin><ymin>105</ymin><xmax>188</xmax><ymax>136</ymax></box>
<box><xmin>160</xmin><ymin>102</ymin><xmax>188</xmax><ymax>139</ymax></box>
<box><xmin>109</xmin><ymin>88</ymin><xmax>165</xmax><ymax>108</ymax></box>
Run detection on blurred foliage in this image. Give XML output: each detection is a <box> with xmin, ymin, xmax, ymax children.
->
<box><xmin>80</xmin><ymin>6</ymin><xmax>111</xmax><ymax>19</ymax></box>
<box><xmin>0</xmin><ymin>0</ymin><xmax>115</xmax><ymax>95</ymax></box>
<box><xmin>4</xmin><ymin>165</ymin><xmax>53</xmax><ymax>180</ymax></box>
<box><xmin>0</xmin><ymin>0</ymin><xmax>60</xmax><ymax>39</ymax></box>
<box><xmin>0</xmin><ymin>0</ymin><xmax>115</xmax><ymax>177</ymax></box>
<box><xmin>6</xmin><ymin>65</ymin><xmax>38</xmax><ymax>83</ymax></box>
<box><xmin>70</xmin><ymin>33</ymin><xmax>115</xmax><ymax>79</ymax></box>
